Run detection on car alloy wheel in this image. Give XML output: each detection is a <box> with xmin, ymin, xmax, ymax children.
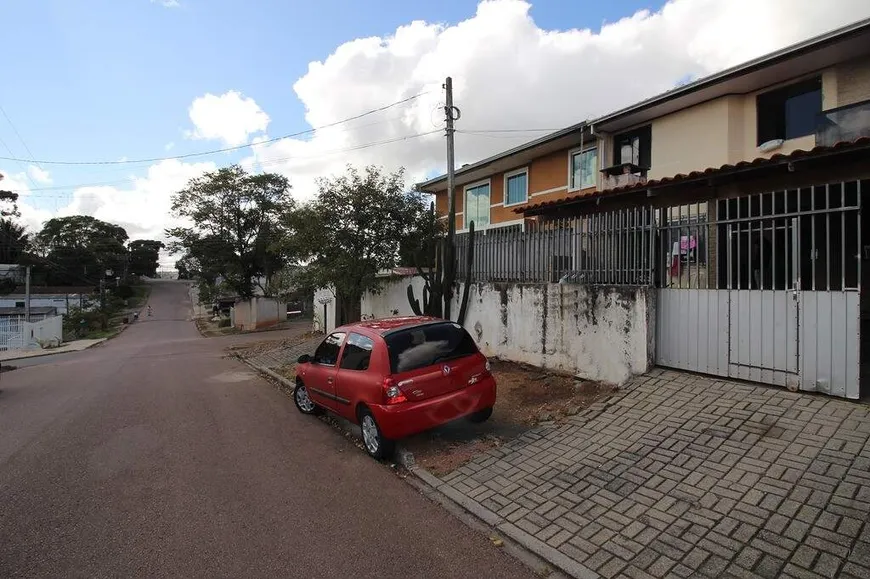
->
<box><xmin>293</xmin><ymin>382</ymin><xmax>320</xmax><ymax>415</ymax></box>
<box><xmin>358</xmin><ymin>408</ymin><xmax>394</xmax><ymax>460</ymax></box>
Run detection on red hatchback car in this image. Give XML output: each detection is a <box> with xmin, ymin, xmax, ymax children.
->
<box><xmin>293</xmin><ymin>317</ymin><xmax>497</xmax><ymax>459</ymax></box>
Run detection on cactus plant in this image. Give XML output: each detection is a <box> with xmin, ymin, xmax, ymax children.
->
<box><xmin>407</xmin><ymin>220</ymin><xmax>475</xmax><ymax>326</ymax></box>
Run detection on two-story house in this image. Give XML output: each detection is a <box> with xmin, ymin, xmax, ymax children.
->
<box><xmin>418</xmin><ymin>18</ymin><xmax>870</xmax><ymax>399</ymax></box>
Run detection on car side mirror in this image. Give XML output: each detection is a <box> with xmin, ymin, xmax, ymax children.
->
<box><xmin>297</xmin><ymin>354</ymin><xmax>311</xmax><ymax>364</ymax></box>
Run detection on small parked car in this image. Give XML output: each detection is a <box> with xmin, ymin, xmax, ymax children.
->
<box><xmin>293</xmin><ymin>316</ymin><xmax>496</xmax><ymax>459</ymax></box>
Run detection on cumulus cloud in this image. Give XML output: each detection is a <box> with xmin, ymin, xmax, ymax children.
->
<box><xmin>244</xmin><ymin>0</ymin><xmax>870</xmax><ymax>200</ymax></box>
<box><xmin>27</xmin><ymin>165</ymin><xmax>52</xmax><ymax>185</ymax></box>
<box><xmin>8</xmin><ymin>158</ymin><xmax>215</xmax><ymax>266</ymax></box>
<box><xmin>187</xmin><ymin>90</ymin><xmax>270</xmax><ymax>146</ymax></box>
<box><xmin>8</xmin><ymin>0</ymin><xmax>870</xmax><ymax>268</ymax></box>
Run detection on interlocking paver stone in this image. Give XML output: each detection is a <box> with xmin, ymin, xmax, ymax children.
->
<box><xmin>421</xmin><ymin>370</ymin><xmax>870</xmax><ymax>578</ymax></box>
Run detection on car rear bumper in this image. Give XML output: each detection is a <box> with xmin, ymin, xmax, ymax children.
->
<box><xmin>370</xmin><ymin>376</ymin><xmax>497</xmax><ymax>440</ymax></box>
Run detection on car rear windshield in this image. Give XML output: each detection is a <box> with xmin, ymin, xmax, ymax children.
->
<box><xmin>384</xmin><ymin>322</ymin><xmax>479</xmax><ymax>374</ymax></box>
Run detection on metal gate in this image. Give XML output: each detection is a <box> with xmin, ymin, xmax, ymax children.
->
<box><xmin>0</xmin><ymin>315</ymin><xmax>26</xmax><ymax>351</ymax></box>
<box><xmin>655</xmin><ymin>181</ymin><xmax>862</xmax><ymax>398</ymax></box>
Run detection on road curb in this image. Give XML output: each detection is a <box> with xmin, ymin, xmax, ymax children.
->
<box><xmin>0</xmin><ymin>338</ymin><xmax>109</xmax><ymax>363</ymax></box>
<box><xmin>395</xmin><ymin>447</ymin><xmax>597</xmax><ymax>579</ymax></box>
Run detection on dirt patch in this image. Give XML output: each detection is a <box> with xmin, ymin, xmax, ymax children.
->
<box><xmin>403</xmin><ymin>359</ymin><xmax>613</xmax><ymax>476</ymax></box>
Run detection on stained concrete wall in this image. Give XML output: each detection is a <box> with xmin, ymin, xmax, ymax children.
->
<box><xmin>362</xmin><ymin>277</ymin><xmax>654</xmax><ymax>385</ymax></box>
<box><xmin>233</xmin><ymin>297</ymin><xmax>283</xmax><ymax>331</ymax></box>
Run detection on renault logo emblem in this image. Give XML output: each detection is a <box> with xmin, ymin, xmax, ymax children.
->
<box><xmin>442</xmin><ymin>365</ymin><xmax>451</xmax><ymax>376</ymax></box>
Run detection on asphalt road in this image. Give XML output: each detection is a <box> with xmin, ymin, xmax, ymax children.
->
<box><xmin>0</xmin><ymin>281</ymin><xmax>533</xmax><ymax>579</ymax></box>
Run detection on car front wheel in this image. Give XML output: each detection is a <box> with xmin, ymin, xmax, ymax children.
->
<box><xmin>359</xmin><ymin>408</ymin><xmax>394</xmax><ymax>460</ymax></box>
<box><xmin>293</xmin><ymin>381</ymin><xmax>322</xmax><ymax>415</ymax></box>
<box><xmin>467</xmin><ymin>407</ymin><xmax>493</xmax><ymax>423</ymax></box>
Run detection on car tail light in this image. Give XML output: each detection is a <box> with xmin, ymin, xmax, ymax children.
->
<box><xmin>382</xmin><ymin>377</ymin><xmax>407</xmax><ymax>405</ymax></box>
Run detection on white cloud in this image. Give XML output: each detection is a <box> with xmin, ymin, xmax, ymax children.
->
<box><xmin>187</xmin><ymin>90</ymin><xmax>270</xmax><ymax>146</ymax></box>
<box><xmin>6</xmin><ymin>0</ymin><xmax>870</xmax><ymax>268</ymax></box>
<box><xmin>165</xmin><ymin>142</ymin><xmax>175</xmax><ymax>151</ymax></box>
<box><xmin>27</xmin><ymin>165</ymin><xmax>52</xmax><ymax>185</ymax></box>
<box><xmin>6</xmin><ymin>159</ymin><xmax>215</xmax><ymax>266</ymax></box>
<box><xmin>151</xmin><ymin>0</ymin><xmax>180</xmax><ymax>8</ymax></box>
<box><xmin>245</xmin><ymin>0</ymin><xmax>870</xmax><ymax>201</ymax></box>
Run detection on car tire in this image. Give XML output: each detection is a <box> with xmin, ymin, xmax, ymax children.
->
<box><xmin>358</xmin><ymin>407</ymin><xmax>395</xmax><ymax>460</ymax></box>
<box><xmin>467</xmin><ymin>407</ymin><xmax>493</xmax><ymax>423</ymax></box>
<box><xmin>293</xmin><ymin>381</ymin><xmax>322</xmax><ymax>415</ymax></box>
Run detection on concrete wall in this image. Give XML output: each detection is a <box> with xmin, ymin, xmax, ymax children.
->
<box><xmin>361</xmin><ymin>276</ymin><xmax>425</xmax><ymax>319</ymax></box>
<box><xmin>362</xmin><ymin>277</ymin><xmax>654</xmax><ymax>385</ymax></box>
<box><xmin>836</xmin><ymin>56</ymin><xmax>870</xmax><ymax>108</ymax></box>
<box><xmin>232</xmin><ymin>297</ymin><xmax>283</xmax><ymax>331</ymax></box>
<box><xmin>26</xmin><ymin>316</ymin><xmax>63</xmax><ymax>349</ymax></box>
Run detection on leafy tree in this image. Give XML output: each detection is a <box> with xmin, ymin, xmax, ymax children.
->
<box><xmin>166</xmin><ymin>165</ymin><xmax>294</xmax><ymax>299</ymax></box>
<box><xmin>33</xmin><ymin>216</ymin><xmax>129</xmax><ymax>285</ymax></box>
<box><xmin>128</xmin><ymin>239</ymin><xmax>164</xmax><ymax>277</ymax></box>
<box><xmin>0</xmin><ymin>218</ymin><xmax>29</xmax><ymax>263</ymax></box>
<box><xmin>286</xmin><ymin>165</ymin><xmax>433</xmax><ymax>324</ymax></box>
<box><xmin>0</xmin><ymin>172</ymin><xmax>21</xmax><ymax>217</ymax></box>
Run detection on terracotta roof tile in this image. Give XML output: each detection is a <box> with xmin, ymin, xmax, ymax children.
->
<box><xmin>515</xmin><ymin>136</ymin><xmax>870</xmax><ymax>214</ymax></box>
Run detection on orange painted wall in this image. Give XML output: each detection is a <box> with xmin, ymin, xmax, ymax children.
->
<box><xmin>433</xmin><ymin>146</ymin><xmax>596</xmax><ymax>230</ymax></box>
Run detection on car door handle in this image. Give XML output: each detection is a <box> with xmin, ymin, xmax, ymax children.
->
<box><xmin>327</xmin><ymin>377</ymin><xmax>334</xmax><ymax>384</ymax></box>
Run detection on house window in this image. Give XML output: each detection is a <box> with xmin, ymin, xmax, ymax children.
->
<box><xmin>464</xmin><ymin>182</ymin><xmax>490</xmax><ymax>229</ymax></box>
<box><xmin>15</xmin><ymin>301</ymin><xmax>24</xmax><ymax>308</ymax></box>
<box><xmin>570</xmin><ymin>148</ymin><xmax>598</xmax><ymax>190</ymax></box>
<box><xmin>504</xmin><ymin>170</ymin><xmax>528</xmax><ymax>206</ymax></box>
<box><xmin>612</xmin><ymin>126</ymin><xmax>652</xmax><ymax>169</ymax></box>
<box><xmin>757</xmin><ymin>78</ymin><xmax>822</xmax><ymax>145</ymax></box>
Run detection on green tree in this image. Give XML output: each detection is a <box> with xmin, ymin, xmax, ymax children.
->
<box><xmin>128</xmin><ymin>239</ymin><xmax>164</xmax><ymax>277</ymax></box>
<box><xmin>166</xmin><ymin>165</ymin><xmax>294</xmax><ymax>299</ymax></box>
<box><xmin>32</xmin><ymin>216</ymin><xmax>129</xmax><ymax>286</ymax></box>
<box><xmin>286</xmin><ymin>165</ymin><xmax>432</xmax><ymax>324</ymax></box>
<box><xmin>0</xmin><ymin>172</ymin><xmax>21</xmax><ymax>217</ymax></box>
<box><xmin>0</xmin><ymin>218</ymin><xmax>29</xmax><ymax>263</ymax></box>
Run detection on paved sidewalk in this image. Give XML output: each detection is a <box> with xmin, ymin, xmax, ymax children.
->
<box><xmin>242</xmin><ymin>337</ymin><xmax>322</xmax><ymax>371</ymax></box>
<box><xmin>0</xmin><ymin>339</ymin><xmax>106</xmax><ymax>362</ymax></box>
<box><xmin>426</xmin><ymin>369</ymin><xmax>870</xmax><ymax>579</ymax></box>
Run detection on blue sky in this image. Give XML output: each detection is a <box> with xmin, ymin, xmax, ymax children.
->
<box><xmin>2</xmin><ymin>0</ymin><xmax>866</xmax><ymax>259</ymax></box>
<box><xmin>1</xmin><ymin>0</ymin><xmax>662</xmax><ymax>212</ymax></box>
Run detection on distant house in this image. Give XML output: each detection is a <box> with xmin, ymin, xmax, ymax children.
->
<box><xmin>0</xmin><ymin>306</ymin><xmax>58</xmax><ymax>322</ymax></box>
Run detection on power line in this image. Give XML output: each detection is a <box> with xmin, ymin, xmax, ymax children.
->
<box><xmin>0</xmin><ymin>91</ymin><xmax>432</xmax><ymax>167</ymax></box>
<box><xmin>11</xmin><ymin>129</ymin><xmax>442</xmax><ymax>197</ymax></box>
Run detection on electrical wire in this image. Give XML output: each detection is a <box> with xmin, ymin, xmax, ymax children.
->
<box><xmin>8</xmin><ymin>129</ymin><xmax>442</xmax><ymax>197</ymax></box>
<box><xmin>0</xmin><ymin>91</ymin><xmax>432</xmax><ymax>167</ymax></box>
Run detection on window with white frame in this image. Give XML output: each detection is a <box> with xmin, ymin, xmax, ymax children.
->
<box><xmin>504</xmin><ymin>170</ymin><xmax>528</xmax><ymax>206</ymax></box>
<box><xmin>570</xmin><ymin>148</ymin><xmax>598</xmax><ymax>190</ymax></box>
<box><xmin>464</xmin><ymin>182</ymin><xmax>490</xmax><ymax>229</ymax></box>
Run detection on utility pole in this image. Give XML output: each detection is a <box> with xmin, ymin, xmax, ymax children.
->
<box><xmin>24</xmin><ymin>265</ymin><xmax>31</xmax><ymax>323</ymax></box>
<box><xmin>443</xmin><ymin>76</ymin><xmax>461</xmax><ymax>320</ymax></box>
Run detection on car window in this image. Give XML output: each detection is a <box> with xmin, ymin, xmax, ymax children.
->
<box><xmin>339</xmin><ymin>332</ymin><xmax>375</xmax><ymax>371</ymax></box>
<box><xmin>313</xmin><ymin>332</ymin><xmax>346</xmax><ymax>366</ymax></box>
<box><xmin>384</xmin><ymin>323</ymin><xmax>478</xmax><ymax>373</ymax></box>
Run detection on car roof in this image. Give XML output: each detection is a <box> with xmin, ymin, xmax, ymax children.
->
<box><xmin>336</xmin><ymin>316</ymin><xmax>449</xmax><ymax>336</ymax></box>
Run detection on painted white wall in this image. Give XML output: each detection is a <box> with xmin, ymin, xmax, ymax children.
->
<box><xmin>362</xmin><ymin>276</ymin><xmax>654</xmax><ymax>385</ymax></box>
<box><xmin>361</xmin><ymin>276</ymin><xmax>426</xmax><ymax>319</ymax></box>
<box><xmin>26</xmin><ymin>316</ymin><xmax>63</xmax><ymax>348</ymax></box>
